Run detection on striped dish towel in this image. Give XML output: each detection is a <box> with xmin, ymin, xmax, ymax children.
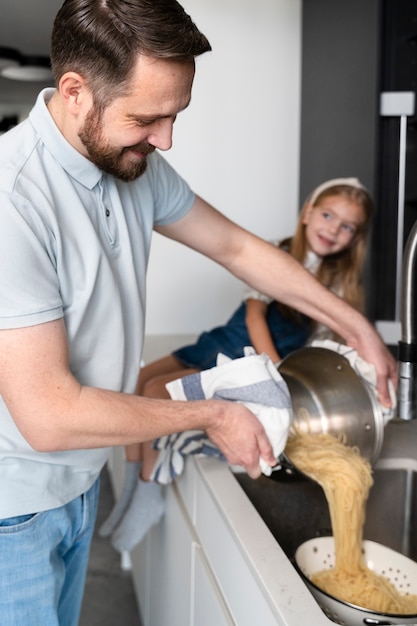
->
<box><xmin>150</xmin><ymin>350</ymin><xmax>292</xmax><ymax>485</ymax></box>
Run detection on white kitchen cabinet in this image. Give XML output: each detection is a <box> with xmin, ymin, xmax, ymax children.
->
<box><xmin>142</xmin><ymin>484</ymin><xmax>193</xmax><ymax>625</ymax></box>
<box><xmin>128</xmin><ymin>473</ymin><xmax>234</xmax><ymax>626</ymax></box>
<box><xmin>193</xmin><ymin>543</ymin><xmax>234</xmax><ymax>626</ymax></box>
<box><xmin>119</xmin><ymin>453</ymin><xmax>333</xmax><ymax>626</ymax></box>
<box><xmin>192</xmin><ymin>467</ymin><xmax>283</xmax><ymax>625</ymax></box>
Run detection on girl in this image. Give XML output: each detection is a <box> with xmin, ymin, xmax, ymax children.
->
<box><xmin>100</xmin><ymin>177</ymin><xmax>374</xmax><ymax>552</ymax></box>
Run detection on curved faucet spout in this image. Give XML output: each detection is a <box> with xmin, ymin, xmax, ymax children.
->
<box><xmin>398</xmin><ymin>219</ymin><xmax>417</xmax><ymax>419</ymax></box>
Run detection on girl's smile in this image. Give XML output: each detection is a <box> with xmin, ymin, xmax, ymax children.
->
<box><xmin>303</xmin><ymin>195</ymin><xmax>365</xmax><ymax>257</ymax></box>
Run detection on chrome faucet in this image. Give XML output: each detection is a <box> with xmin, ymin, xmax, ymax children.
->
<box><xmin>398</xmin><ymin>219</ymin><xmax>417</xmax><ymax>419</ymax></box>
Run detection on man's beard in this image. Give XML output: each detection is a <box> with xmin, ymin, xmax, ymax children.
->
<box><xmin>78</xmin><ymin>108</ymin><xmax>155</xmax><ymax>182</ymax></box>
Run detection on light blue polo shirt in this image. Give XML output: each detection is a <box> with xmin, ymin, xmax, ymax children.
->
<box><xmin>0</xmin><ymin>89</ymin><xmax>195</xmax><ymax>516</ymax></box>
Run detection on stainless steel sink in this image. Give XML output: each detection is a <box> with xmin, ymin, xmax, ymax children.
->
<box><xmin>233</xmin><ymin>419</ymin><xmax>417</xmax><ymax>563</ymax></box>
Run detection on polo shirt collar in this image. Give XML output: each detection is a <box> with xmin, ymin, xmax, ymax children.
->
<box><xmin>29</xmin><ymin>88</ymin><xmax>103</xmax><ymax>190</ymax></box>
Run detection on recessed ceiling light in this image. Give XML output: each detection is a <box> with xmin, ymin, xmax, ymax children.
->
<box><xmin>0</xmin><ymin>49</ymin><xmax>53</xmax><ymax>82</ymax></box>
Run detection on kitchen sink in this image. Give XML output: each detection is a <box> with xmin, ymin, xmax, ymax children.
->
<box><xmin>233</xmin><ymin>427</ymin><xmax>417</xmax><ymax>563</ymax></box>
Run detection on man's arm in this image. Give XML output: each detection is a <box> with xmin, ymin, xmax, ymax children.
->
<box><xmin>0</xmin><ymin>319</ymin><xmax>275</xmax><ymax>478</ymax></box>
<box><xmin>156</xmin><ymin>195</ymin><xmax>397</xmax><ymax>404</ymax></box>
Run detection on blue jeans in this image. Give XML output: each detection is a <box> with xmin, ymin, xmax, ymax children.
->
<box><xmin>0</xmin><ymin>478</ymin><xmax>100</xmax><ymax>626</ymax></box>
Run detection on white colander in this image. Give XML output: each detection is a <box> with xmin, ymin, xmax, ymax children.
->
<box><xmin>295</xmin><ymin>537</ymin><xmax>417</xmax><ymax>625</ymax></box>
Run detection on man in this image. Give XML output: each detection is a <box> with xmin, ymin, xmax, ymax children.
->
<box><xmin>0</xmin><ymin>0</ymin><xmax>396</xmax><ymax>624</ymax></box>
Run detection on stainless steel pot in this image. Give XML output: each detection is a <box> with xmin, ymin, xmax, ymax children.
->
<box><xmin>278</xmin><ymin>346</ymin><xmax>384</xmax><ymax>465</ymax></box>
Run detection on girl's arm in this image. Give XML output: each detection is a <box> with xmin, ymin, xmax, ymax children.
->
<box><xmin>245</xmin><ymin>298</ymin><xmax>281</xmax><ymax>364</ymax></box>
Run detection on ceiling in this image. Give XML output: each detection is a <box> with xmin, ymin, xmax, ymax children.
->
<box><xmin>0</xmin><ymin>0</ymin><xmax>62</xmax><ymax>106</ymax></box>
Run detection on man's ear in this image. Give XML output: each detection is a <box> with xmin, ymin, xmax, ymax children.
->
<box><xmin>59</xmin><ymin>72</ymin><xmax>91</xmax><ymax>115</ymax></box>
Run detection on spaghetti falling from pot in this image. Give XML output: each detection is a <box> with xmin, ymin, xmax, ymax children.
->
<box><xmin>285</xmin><ymin>427</ymin><xmax>417</xmax><ymax>614</ymax></box>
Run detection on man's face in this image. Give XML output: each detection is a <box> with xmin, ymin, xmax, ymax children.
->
<box><xmin>78</xmin><ymin>55</ymin><xmax>195</xmax><ymax>182</ymax></box>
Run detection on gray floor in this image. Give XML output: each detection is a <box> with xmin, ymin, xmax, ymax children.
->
<box><xmin>79</xmin><ymin>467</ymin><xmax>143</xmax><ymax>626</ymax></box>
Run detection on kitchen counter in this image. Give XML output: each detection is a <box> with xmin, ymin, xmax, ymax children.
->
<box><xmin>121</xmin><ymin>448</ymin><xmax>334</xmax><ymax>626</ymax></box>
<box><xmin>109</xmin><ymin>335</ymin><xmax>417</xmax><ymax>625</ymax></box>
<box><xmin>118</xmin><ymin>421</ymin><xmax>417</xmax><ymax>626</ymax></box>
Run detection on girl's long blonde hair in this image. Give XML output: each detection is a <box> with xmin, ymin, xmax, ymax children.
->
<box><xmin>278</xmin><ymin>183</ymin><xmax>374</xmax><ymax>327</ymax></box>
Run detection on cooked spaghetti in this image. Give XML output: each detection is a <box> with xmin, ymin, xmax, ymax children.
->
<box><xmin>285</xmin><ymin>429</ymin><xmax>417</xmax><ymax>614</ymax></box>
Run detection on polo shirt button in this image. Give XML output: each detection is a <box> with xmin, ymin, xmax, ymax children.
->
<box><xmin>105</xmin><ymin>208</ymin><xmax>110</xmax><ymax>217</ymax></box>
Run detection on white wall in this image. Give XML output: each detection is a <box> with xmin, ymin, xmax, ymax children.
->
<box><xmin>145</xmin><ymin>0</ymin><xmax>302</xmax><ymax>335</ymax></box>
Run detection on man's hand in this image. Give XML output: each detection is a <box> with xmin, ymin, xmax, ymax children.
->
<box><xmin>350</xmin><ymin>332</ymin><xmax>398</xmax><ymax>408</ymax></box>
<box><xmin>204</xmin><ymin>400</ymin><xmax>276</xmax><ymax>479</ymax></box>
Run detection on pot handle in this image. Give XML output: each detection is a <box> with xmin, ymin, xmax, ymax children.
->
<box><xmin>363</xmin><ymin>618</ymin><xmax>393</xmax><ymax>625</ymax></box>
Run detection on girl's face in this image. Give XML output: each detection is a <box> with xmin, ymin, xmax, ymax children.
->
<box><xmin>302</xmin><ymin>195</ymin><xmax>365</xmax><ymax>257</ymax></box>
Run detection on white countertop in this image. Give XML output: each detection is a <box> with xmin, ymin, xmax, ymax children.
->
<box><xmin>188</xmin><ymin>456</ymin><xmax>334</xmax><ymax>625</ymax></box>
